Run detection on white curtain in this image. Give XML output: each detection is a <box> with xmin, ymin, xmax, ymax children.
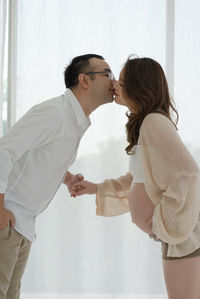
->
<box><xmin>174</xmin><ymin>0</ymin><xmax>200</xmax><ymax>166</ymax></box>
<box><xmin>0</xmin><ymin>0</ymin><xmax>7</xmax><ymax>136</ymax></box>
<box><xmin>16</xmin><ymin>0</ymin><xmax>166</xmax><ymax>296</ymax></box>
<box><xmin>3</xmin><ymin>0</ymin><xmax>200</xmax><ymax>297</ymax></box>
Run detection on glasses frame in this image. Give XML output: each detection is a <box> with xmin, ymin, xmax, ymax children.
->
<box><xmin>84</xmin><ymin>71</ymin><xmax>115</xmax><ymax>80</ymax></box>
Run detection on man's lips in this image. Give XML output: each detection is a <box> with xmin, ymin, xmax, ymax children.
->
<box><xmin>110</xmin><ymin>89</ymin><xmax>115</xmax><ymax>96</ymax></box>
<box><xmin>110</xmin><ymin>89</ymin><xmax>118</xmax><ymax>96</ymax></box>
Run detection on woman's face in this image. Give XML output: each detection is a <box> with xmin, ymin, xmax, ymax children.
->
<box><xmin>114</xmin><ymin>69</ymin><xmax>137</xmax><ymax>113</ymax></box>
<box><xmin>114</xmin><ymin>69</ymin><xmax>129</xmax><ymax>107</ymax></box>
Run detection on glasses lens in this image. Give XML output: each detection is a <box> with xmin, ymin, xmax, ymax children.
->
<box><xmin>109</xmin><ymin>72</ymin><xmax>114</xmax><ymax>80</ymax></box>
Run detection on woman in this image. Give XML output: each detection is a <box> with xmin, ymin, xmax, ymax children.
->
<box><xmin>71</xmin><ymin>57</ymin><xmax>200</xmax><ymax>299</ymax></box>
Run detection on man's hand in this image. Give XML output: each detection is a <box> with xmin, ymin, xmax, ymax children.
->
<box><xmin>64</xmin><ymin>172</ymin><xmax>84</xmax><ymax>193</ymax></box>
<box><xmin>71</xmin><ymin>180</ymin><xmax>97</xmax><ymax>197</ymax></box>
<box><xmin>0</xmin><ymin>208</ymin><xmax>15</xmax><ymax>230</ymax></box>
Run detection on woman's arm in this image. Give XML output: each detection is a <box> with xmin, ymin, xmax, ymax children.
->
<box><xmin>140</xmin><ymin>113</ymin><xmax>200</xmax><ymax>245</ymax></box>
<box><xmin>72</xmin><ymin>172</ymin><xmax>133</xmax><ymax>217</ymax></box>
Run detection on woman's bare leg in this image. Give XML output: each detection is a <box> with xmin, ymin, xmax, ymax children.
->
<box><xmin>162</xmin><ymin>256</ymin><xmax>200</xmax><ymax>299</ymax></box>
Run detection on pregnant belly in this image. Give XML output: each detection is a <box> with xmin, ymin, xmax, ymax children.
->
<box><xmin>128</xmin><ymin>182</ymin><xmax>155</xmax><ymax>234</ymax></box>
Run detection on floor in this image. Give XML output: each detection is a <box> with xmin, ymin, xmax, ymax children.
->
<box><xmin>21</xmin><ymin>294</ymin><xmax>167</xmax><ymax>299</ymax></box>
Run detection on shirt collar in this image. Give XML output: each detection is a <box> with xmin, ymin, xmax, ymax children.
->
<box><xmin>64</xmin><ymin>89</ymin><xmax>91</xmax><ymax>131</ymax></box>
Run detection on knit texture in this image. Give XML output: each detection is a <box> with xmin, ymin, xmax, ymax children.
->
<box><xmin>96</xmin><ymin>113</ymin><xmax>200</xmax><ymax>257</ymax></box>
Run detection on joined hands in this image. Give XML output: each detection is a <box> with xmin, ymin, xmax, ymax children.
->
<box><xmin>71</xmin><ymin>180</ymin><xmax>97</xmax><ymax>197</ymax></box>
<box><xmin>64</xmin><ymin>172</ymin><xmax>97</xmax><ymax>198</ymax></box>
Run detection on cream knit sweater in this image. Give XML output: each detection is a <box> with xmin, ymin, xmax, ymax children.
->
<box><xmin>96</xmin><ymin>113</ymin><xmax>200</xmax><ymax>257</ymax></box>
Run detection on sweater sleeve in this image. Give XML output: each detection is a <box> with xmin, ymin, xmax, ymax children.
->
<box><xmin>140</xmin><ymin>113</ymin><xmax>200</xmax><ymax>245</ymax></box>
<box><xmin>96</xmin><ymin>172</ymin><xmax>133</xmax><ymax>216</ymax></box>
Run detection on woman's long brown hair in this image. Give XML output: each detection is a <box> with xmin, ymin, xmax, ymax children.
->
<box><xmin>123</xmin><ymin>57</ymin><xmax>179</xmax><ymax>154</ymax></box>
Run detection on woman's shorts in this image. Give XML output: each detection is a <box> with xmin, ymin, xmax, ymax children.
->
<box><xmin>162</xmin><ymin>243</ymin><xmax>200</xmax><ymax>260</ymax></box>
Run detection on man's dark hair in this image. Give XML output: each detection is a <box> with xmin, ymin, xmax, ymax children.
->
<box><xmin>64</xmin><ymin>54</ymin><xmax>104</xmax><ymax>88</ymax></box>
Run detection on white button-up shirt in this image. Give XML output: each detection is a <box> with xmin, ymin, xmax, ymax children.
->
<box><xmin>0</xmin><ymin>89</ymin><xmax>91</xmax><ymax>241</ymax></box>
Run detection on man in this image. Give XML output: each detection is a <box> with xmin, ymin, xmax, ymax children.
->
<box><xmin>0</xmin><ymin>54</ymin><xmax>115</xmax><ymax>299</ymax></box>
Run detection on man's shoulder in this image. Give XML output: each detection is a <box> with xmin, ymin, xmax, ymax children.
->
<box><xmin>29</xmin><ymin>91</ymin><xmax>79</xmax><ymax>128</ymax></box>
<box><xmin>31</xmin><ymin>94</ymin><xmax>70</xmax><ymax>116</ymax></box>
<box><xmin>23</xmin><ymin>94</ymin><xmax>67</xmax><ymax>126</ymax></box>
<box><xmin>37</xmin><ymin>94</ymin><xmax>65</xmax><ymax>110</ymax></box>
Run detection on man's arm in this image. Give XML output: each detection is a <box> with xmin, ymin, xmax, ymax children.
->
<box><xmin>0</xmin><ymin>106</ymin><xmax>64</xmax><ymax>196</ymax></box>
<box><xmin>0</xmin><ymin>193</ymin><xmax>15</xmax><ymax>230</ymax></box>
<box><xmin>0</xmin><ymin>106</ymin><xmax>64</xmax><ymax>230</ymax></box>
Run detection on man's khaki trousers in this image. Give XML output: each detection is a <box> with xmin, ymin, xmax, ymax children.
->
<box><xmin>0</xmin><ymin>225</ymin><xmax>31</xmax><ymax>299</ymax></box>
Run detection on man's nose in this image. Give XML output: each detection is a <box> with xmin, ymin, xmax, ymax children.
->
<box><xmin>112</xmin><ymin>79</ymin><xmax>117</xmax><ymax>86</ymax></box>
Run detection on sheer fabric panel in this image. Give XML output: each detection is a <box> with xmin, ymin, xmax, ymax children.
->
<box><xmin>0</xmin><ymin>0</ymin><xmax>7</xmax><ymax>136</ymax></box>
<box><xmin>13</xmin><ymin>0</ymin><xmax>167</xmax><ymax>295</ymax></box>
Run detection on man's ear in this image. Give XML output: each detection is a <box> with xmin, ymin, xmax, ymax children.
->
<box><xmin>78</xmin><ymin>73</ymin><xmax>90</xmax><ymax>89</ymax></box>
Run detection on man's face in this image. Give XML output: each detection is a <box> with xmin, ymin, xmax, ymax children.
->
<box><xmin>87</xmin><ymin>58</ymin><xmax>115</xmax><ymax>104</ymax></box>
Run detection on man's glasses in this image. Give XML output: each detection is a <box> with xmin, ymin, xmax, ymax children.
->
<box><xmin>84</xmin><ymin>71</ymin><xmax>115</xmax><ymax>80</ymax></box>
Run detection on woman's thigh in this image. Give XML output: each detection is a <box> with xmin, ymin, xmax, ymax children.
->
<box><xmin>162</xmin><ymin>256</ymin><xmax>200</xmax><ymax>299</ymax></box>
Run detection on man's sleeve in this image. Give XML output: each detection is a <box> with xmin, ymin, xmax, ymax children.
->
<box><xmin>0</xmin><ymin>105</ymin><xmax>64</xmax><ymax>193</ymax></box>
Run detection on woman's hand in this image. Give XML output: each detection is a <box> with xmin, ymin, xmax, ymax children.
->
<box><xmin>71</xmin><ymin>180</ymin><xmax>97</xmax><ymax>197</ymax></box>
